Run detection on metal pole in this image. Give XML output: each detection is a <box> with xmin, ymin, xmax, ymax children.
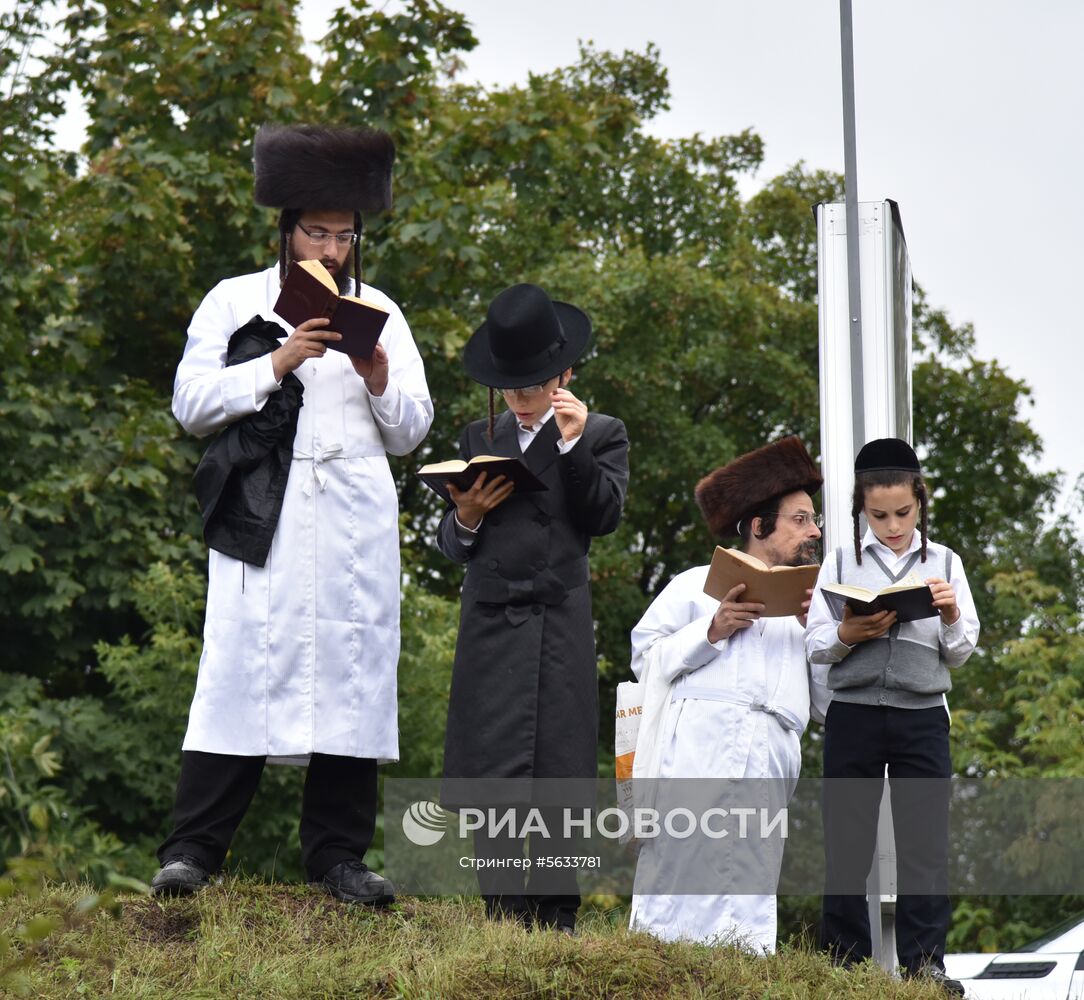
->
<box><xmin>839</xmin><ymin>0</ymin><xmax>898</xmax><ymax>974</ymax></box>
<box><xmin>839</xmin><ymin>0</ymin><xmax>864</xmax><ymax>457</ymax></box>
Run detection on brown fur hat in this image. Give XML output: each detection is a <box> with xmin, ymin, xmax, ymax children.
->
<box><xmin>253</xmin><ymin>124</ymin><xmax>395</xmax><ymax>213</ymax></box>
<box><xmin>695</xmin><ymin>436</ymin><xmax>823</xmax><ymax>539</ymax></box>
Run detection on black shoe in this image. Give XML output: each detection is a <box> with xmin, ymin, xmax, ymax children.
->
<box><xmin>151</xmin><ymin>855</ymin><xmax>211</xmax><ymax>896</ymax></box>
<box><xmin>903</xmin><ymin>966</ymin><xmax>966</xmax><ymax>998</ymax></box>
<box><xmin>312</xmin><ymin>860</ymin><xmax>395</xmax><ymax>906</ymax></box>
<box><xmin>531</xmin><ymin>902</ymin><xmax>579</xmax><ymax>934</ymax></box>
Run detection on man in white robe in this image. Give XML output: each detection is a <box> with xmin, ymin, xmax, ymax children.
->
<box><xmin>629</xmin><ymin>436</ymin><xmax>826</xmax><ymax>950</ymax></box>
<box><xmin>151</xmin><ymin>125</ymin><xmax>433</xmax><ymax>904</ymax></box>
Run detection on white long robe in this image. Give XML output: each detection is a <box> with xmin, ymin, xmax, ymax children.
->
<box><xmin>172</xmin><ymin>266</ymin><xmax>433</xmax><ymax>762</ymax></box>
<box><xmin>628</xmin><ymin>563</ymin><xmax>819</xmax><ymax>951</ymax></box>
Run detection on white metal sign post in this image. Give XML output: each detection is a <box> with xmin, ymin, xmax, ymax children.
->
<box><xmin>821</xmin><ymin>0</ymin><xmax>914</xmax><ymax>974</ymax></box>
<box><xmin>817</xmin><ymin>198</ymin><xmax>913</xmax><ymax>971</ymax></box>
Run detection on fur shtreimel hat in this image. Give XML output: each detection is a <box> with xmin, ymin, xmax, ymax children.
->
<box><xmin>253</xmin><ymin>124</ymin><xmax>395</xmax><ymax>213</ymax></box>
<box><xmin>695</xmin><ymin>436</ymin><xmax>823</xmax><ymax>539</ymax></box>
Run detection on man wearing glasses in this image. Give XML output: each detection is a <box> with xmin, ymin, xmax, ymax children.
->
<box><xmin>627</xmin><ymin>437</ymin><xmax>826</xmax><ymax>950</ymax></box>
<box><xmin>151</xmin><ymin>125</ymin><xmax>433</xmax><ymax>904</ymax></box>
<box><xmin>436</xmin><ymin>283</ymin><xmax>629</xmax><ymax>935</ymax></box>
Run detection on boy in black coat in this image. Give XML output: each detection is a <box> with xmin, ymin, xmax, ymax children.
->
<box><xmin>436</xmin><ymin>284</ymin><xmax>629</xmax><ymax>933</ymax></box>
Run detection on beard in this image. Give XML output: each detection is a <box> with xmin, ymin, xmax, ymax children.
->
<box><xmin>288</xmin><ymin>251</ymin><xmax>352</xmax><ymax>294</ymax></box>
<box><xmin>787</xmin><ymin>539</ymin><xmax>822</xmax><ymax>567</ymax></box>
<box><xmin>330</xmin><ymin>257</ymin><xmax>352</xmax><ymax>294</ymax></box>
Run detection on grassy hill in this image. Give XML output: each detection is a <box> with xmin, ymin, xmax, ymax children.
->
<box><xmin>2</xmin><ymin>881</ymin><xmax>954</xmax><ymax>998</ymax></box>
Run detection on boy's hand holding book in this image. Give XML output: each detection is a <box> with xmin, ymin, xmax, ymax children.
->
<box><xmin>926</xmin><ymin>576</ymin><xmax>960</xmax><ymax>625</ymax></box>
<box><xmin>417</xmin><ymin>455</ymin><xmax>547</xmax><ymax>505</ymax></box>
<box><xmin>447</xmin><ymin>472</ymin><xmax>515</xmax><ymax>529</ymax></box>
<box><xmin>837</xmin><ymin>606</ymin><xmax>897</xmax><ymax>646</ymax></box>
<box><xmin>819</xmin><ymin>575</ymin><xmax>941</xmax><ymax>634</ymax></box>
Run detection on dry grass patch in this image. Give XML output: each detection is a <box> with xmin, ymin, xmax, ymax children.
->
<box><xmin>1</xmin><ymin>880</ymin><xmax>959</xmax><ymax>999</ymax></box>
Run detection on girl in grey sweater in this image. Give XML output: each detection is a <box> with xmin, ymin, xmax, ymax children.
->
<box><xmin>805</xmin><ymin>438</ymin><xmax>979</xmax><ymax>996</ymax></box>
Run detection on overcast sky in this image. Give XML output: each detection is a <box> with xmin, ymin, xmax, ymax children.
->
<box><xmin>298</xmin><ymin>0</ymin><xmax>1081</xmax><ymax>525</ymax></box>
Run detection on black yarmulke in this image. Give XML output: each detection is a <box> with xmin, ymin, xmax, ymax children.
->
<box><xmin>854</xmin><ymin>438</ymin><xmax>921</xmax><ymax>474</ymax></box>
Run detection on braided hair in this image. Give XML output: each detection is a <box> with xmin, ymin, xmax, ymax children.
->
<box><xmin>851</xmin><ymin>470</ymin><xmax>929</xmax><ymax>565</ymax></box>
<box><xmin>277</xmin><ymin>208</ymin><xmax>300</xmax><ymax>284</ymax></box>
<box><xmin>352</xmin><ymin>210</ymin><xmax>363</xmax><ymax>289</ymax></box>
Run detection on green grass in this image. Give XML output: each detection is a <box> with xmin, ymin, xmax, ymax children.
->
<box><xmin>2</xmin><ymin>881</ymin><xmax>956</xmax><ymax>999</ymax></box>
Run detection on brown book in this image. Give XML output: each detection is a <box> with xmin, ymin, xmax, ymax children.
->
<box><xmin>417</xmin><ymin>455</ymin><xmax>548</xmax><ymax>503</ymax></box>
<box><xmin>702</xmin><ymin>546</ymin><xmax>819</xmax><ymax>617</ymax></box>
<box><xmin>819</xmin><ymin>582</ymin><xmax>938</xmax><ymax>623</ymax></box>
<box><xmin>273</xmin><ymin>259</ymin><xmax>389</xmax><ymax>360</ymax></box>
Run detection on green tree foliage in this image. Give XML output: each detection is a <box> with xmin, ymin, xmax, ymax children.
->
<box><xmin>0</xmin><ymin>4</ymin><xmax>205</xmax><ymax>687</ymax></box>
<box><xmin>2</xmin><ymin>0</ymin><xmax>1081</xmax><ymax>952</ymax></box>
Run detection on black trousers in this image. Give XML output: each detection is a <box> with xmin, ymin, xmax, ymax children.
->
<box><xmin>472</xmin><ymin>806</ymin><xmax>581</xmax><ymax>929</ymax></box>
<box><xmin>157</xmin><ymin>750</ymin><xmax>377</xmax><ymax>881</ymax></box>
<box><xmin>820</xmin><ymin>702</ymin><xmax>952</xmax><ymax>973</ymax></box>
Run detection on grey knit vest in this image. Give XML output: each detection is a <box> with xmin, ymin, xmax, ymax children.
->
<box><xmin>826</xmin><ymin>544</ymin><xmax>953</xmax><ymax>710</ymax></box>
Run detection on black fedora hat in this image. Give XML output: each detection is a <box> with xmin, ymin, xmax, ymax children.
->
<box><xmin>463</xmin><ymin>283</ymin><xmax>591</xmax><ymax>389</ymax></box>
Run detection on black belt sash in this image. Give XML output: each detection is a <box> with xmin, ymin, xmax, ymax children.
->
<box><xmin>468</xmin><ymin>557</ymin><xmax>589</xmax><ymax>626</ymax></box>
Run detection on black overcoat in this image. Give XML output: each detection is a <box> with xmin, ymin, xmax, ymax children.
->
<box><xmin>438</xmin><ymin>409</ymin><xmax>629</xmax><ymax>806</ymax></box>
<box><xmin>192</xmin><ymin>317</ymin><xmax>303</xmax><ymax>566</ymax></box>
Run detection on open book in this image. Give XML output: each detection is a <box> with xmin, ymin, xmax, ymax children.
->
<box><xmin>702</xmin><ymin>546</ymin><xmax>819</xmax><ymax>618</ymax></box>
<box><xmin>274</xmin><ymin>259</ymin><xmax>389</xmax><ymax>360</ymax></box>
<box><xmin>819</xmin><ymin>582</ymin><xmax>938</xmax><ymax>623</ymax></box>
<box><xmin>417</xmin><ymin>455</ymin><xmax>548</xmax><ymax>503</ymax></box>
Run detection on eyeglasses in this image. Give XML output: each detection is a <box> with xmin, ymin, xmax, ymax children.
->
<box><xmin>296</xmin><ymin>223</ymin><xmax>358</xmax><ymax>247</ymax></box>
<box><xmin>500</xmin><ymin>382</ymin><xmax>553</xmax><ymax>398</ymax></box>
<box><xmin>780</xmin><ymin>512</ymin><xmax>824</xmax><ymax>528</ymax></box>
